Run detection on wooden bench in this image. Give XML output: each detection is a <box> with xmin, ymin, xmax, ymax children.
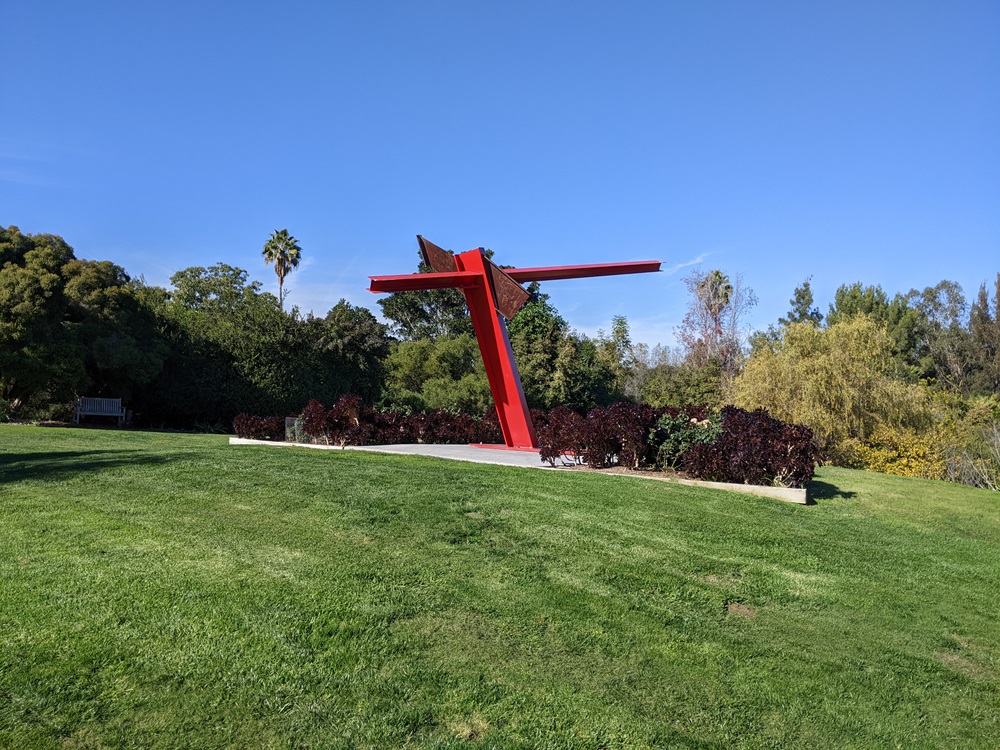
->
<box><xmin>74</xmin><ymin>397</ymin><xmax>127</xmax><ymax>426</ymax></box>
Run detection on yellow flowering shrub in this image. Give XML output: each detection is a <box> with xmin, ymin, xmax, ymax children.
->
<box><xmin>852</xmin><ymin>426</ymin><xmax>946</xmax><ymax>480</ymax></box>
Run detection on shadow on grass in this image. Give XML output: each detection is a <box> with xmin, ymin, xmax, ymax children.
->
<box><xmin>0</xmin><ymin>450</ymin><xmax>173</xmax><ymax>484</ymax></box>
<box><xmin>808</xmin><ymin>478</ymin><xmax>858</xmax><ymax>502</ymax></box>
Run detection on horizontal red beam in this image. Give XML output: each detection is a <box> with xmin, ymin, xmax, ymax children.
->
<box><xmin>368</xmin><ymin>270</ymin><xmax>482</xmax><ymax>293</ymax></box>
<box><xmin>505</xmin><ymin>260</ymin><xmax>661</xmax><ymax>283</ymax></box>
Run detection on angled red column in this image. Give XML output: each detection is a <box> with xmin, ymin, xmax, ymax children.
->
<box><xmin>369</xmin><ymin>237</ymin><xmax>661</xmax><ymax>450</ymax></box>
<box><xmin>452</xmin><ymin>248</ymin><xmax>537</xmax><ymax>448</ymax></box>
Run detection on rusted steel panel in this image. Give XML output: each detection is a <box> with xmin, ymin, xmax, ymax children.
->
<box><xmin>486</xmin><ymin>260</ymin><xmax>531</xmax><ymax>320</ymax></box>
<box><xmin>506</xmin><ymin>260</ymin><xmax>661</xmax><ymax>283</ymax></box>
<box><xmin>417</xmin><ymin>235</ymin><xmax>457</xmax><ymax>272</ymax></box>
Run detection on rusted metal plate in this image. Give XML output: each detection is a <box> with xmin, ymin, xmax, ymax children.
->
<box><xmin>486</xmin><ymin>259</ymin><xmax>531</xmax><ymax>320</ymax></box>
<box><xmin>417</xmin><ymin>235</ymin><xmax>457</xmax><ymax>273</ymax></box>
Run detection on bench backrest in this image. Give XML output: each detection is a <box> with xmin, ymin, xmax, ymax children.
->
<box><xmin>76</xmin><ymin>397</ymin><xmax>124</xmax><ymax>415</ymax></box>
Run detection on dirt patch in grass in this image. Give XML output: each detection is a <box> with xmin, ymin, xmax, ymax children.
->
<box><xmin>726</xmin><ymin>601</ymin><xmax>757</xmax><ymax>618</ymax></box>
<box><xmin>935</xmin><ymin>652</ymin><xmax>992</xmax><ymax>679</ymax></box>
<box><xmin>448</xmin><ymin>714</ymin><xmax>489</xmax><ymax>741</ymax></box>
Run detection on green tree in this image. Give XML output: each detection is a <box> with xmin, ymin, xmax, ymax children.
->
<box><xmin>139</xmin><ymin>265</ymin><xmax>389</xmax><ymax>428</ymax></box>
<box><xmin>0</xmin><ymin>229</ymin><xmax>82</xmax><ymax>415</ymax></box>
<box><xmin>595</xmin><ymin>315</ymin><xmax>634</xmax><ymax>399</ymax></box>
<box><xmin>384</xmin><ymin>334</ymin><xmax>491</xmax><ymax>414</ymax></box>
<box><xmin>376</xmin><ymin>250</ymin><xmax>476</xmax><ymax>340</ymax></box>
<box><xmin>506</xmin><ymin>285</ymin><xmax>618</xmax><ymax>411</ymax></box>
<box><xmin>170</xmin><ymin>262</ymin><xmax>266</xmax><ymax>312</ymax></box>
<box><xmin>779</xmin><ymin>276</ymin><xmax>823</xmax><ymax>326</ymax></box>
<box><xmin>317</xmin><ymin>300</ymin><xmax>391</xmax><ymax>403</ymax></box>
<box><xmin>261</xmin><ymin>229</ymin><xmax>302</xmax><ymax>312</ymax></box>
<box><xmin>729</xmin><ymin>318</ymin><xmax>932</xmax><ymax>462</ymax></box>
<box><xmin>0</xmin><ymin>226</ymin><xmax>170</xmax><ymax>418</ymax></box>
<box><xmin>968</xmin><ymin>274</ymin><xmax>1000</xmax><ymax>394</ymax></box>
<box><xmin>906</xmin><ymin>280</ymin><xmax>971</xmax><ymax>388</ymax></box>
<box><xmin>826</xmin><ymin>282</ymin><xmax>922</xmax><ymax>378</ymax></box>
<box><xmin>676</xmin><ymin>269</ymin><xmax>756</xmax><ymax>377</ymax></box>
<box><xmin>640</xmin><ymin>361</ymin><xmax>725</xmax><ymax>409</ymax></box>
<box><xmin>62</xmin><ymin>259</ymin><xmax>167</xmax><ymax>401</ymax></box>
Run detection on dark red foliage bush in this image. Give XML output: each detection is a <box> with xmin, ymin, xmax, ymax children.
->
<box><xmin>539</xmin><ymin>403</ymin><xmax>661</xmax><ymax>468</ymax></box>
<box><xmin>581</xmin><ymin>406</ymin><xmax>619</xmax><ymax>468</ymax></box>
<box><xmin>474</xmin><ymin>410</ymin><xmax>504</xmax><ymax>444</ymax></box>
<box><xmin>538</xmin><ymin>406</ymin><xmax>588</xmax><ymax>465</ymax></box>
<box><xmin>370</xmin><ymin>410</ymin><xmax>417</xmax><ymax>444</ymax></box>
<box><xmin>296</xmin><ymin>396</ymin><xmax>501</xmax><ymax>447</ymax></box>
<box><xmin>232</xmin><ymin>413</ymin><xmax>285</xmax><ymax>441</ymax></box>
<box><xmin>324</xmin><ymin>394</ymin><xmax>370</xmax><ymax>446</ymax></box>
<box><xmin>606</xmin><ymin>402</ymin><xmax>660</xmax><ymax>469</ymax></box>
<box><xmin>301</xmin><ymin>399</ymin><xmax>328</xmax><ymax>441</ymax></box>
<box><xmin>682</xmin><ymin>406</ymin><xmax>818</xmax><ymax>488</ymax></box>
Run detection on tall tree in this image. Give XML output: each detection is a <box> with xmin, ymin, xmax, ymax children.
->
<box><xmin>317</xmin><ymin>300</ymin><xmax>391</xmax><ymax>403</ymax></box>
<box><xmin>779</xmin><ymin>276</ymin><xmax>823</xmax><ymax>326</ymax></box>
<box><xmin>906</xmin><ymin>280</ymin><xmax>970</xmax><ymax>388</ymax></box>
<box><xmin>0</xmin><ymin>228</ymin><xmax>82</xmax><ymax>413</ymax></box>
<box><xmin>675</xmin><ymin>268</ymin><xmax>756</xmax><ymax>377</ymax></box>
<box><xmin>827</xmin><ymin>282</ymin><xmax>922</xmax><ymax>378</ymax></box>
<box><xmin>261</xmin><ymin>229</ymin><xmax>302</xmax><ymax>311</ymax></box>
<box><xmin>0</xmin><ymin>226</ymin><xmax>167</xmax><ymax>418</ymax></box>
<box><xmin>383</xmin><ymin>333</ymin><xmax>491</xmax><ymax>414</ymax></box>
<box><xmin>730</xmin><ymin>318</ymin><xmax>932</xmax><ymax>462</ymax></box>
<box><xmin>968</xmin><ymin>274</ymin><xmax>1000</xmax><ymax>394</ymax></box>
<box><xmin>751</xmin><ymin>277</ymin><xmax>823</xmax><ymax>356</ymax></box>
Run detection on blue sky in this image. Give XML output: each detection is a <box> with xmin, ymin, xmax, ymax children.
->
<box><xmin>3</xmin><ymin>1</ymin><xmax>997</xmax><ymax>347</ymax></box>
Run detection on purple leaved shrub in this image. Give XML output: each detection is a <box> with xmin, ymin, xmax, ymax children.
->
<box><xmin>233</xmin><ymin>414</ymin><xmax>286</xmax><ymax>441</ymax></box>
<box><xmin>682</xmin><ymin>406</ymin><xmax>818</xmax><ymax>488</ymax></box>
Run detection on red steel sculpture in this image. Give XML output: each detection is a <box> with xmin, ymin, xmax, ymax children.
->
<box><xmin>369</xmin><ymin>237</ymin><xmax>661</xmax><ymax>449</ymax></box>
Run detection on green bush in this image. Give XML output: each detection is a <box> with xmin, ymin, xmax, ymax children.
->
<box><xmin>649</xmin><ymin>411</ymin><xmax>721</xmax><ymax>470</ymax></box>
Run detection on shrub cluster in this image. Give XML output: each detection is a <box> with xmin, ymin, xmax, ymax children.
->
<box><xmin>538</xmin><ymin>403</ymin><xmax>663</xmax><ymax>469</ymax></box>
<box><xmin>845</xmin><ymin>426</ymin><xmax>946</xmax><ymax>480</ymax></box>
<box><xmin>232</xmin><ymin>414</ymin><xmax>285</xmax><ymax>441</ymax></box>
<box><xmin>235</xmin><ymin>395</ymin><xmax>504</xmax><ymax>446</ymax></box>
<box><xmin>539</xmin><ymin>404</ymin><xmax>816</xmax><ymax>487</ymax></box>
<box><xmin>539</xmin><ymin>404</ymin><xmax>714</xmax><ymax>469</ymax></box>
<box><xmin>682</xmin><ymin>406</ymin><xmax>818</xmax><ymax>488</ymax></box>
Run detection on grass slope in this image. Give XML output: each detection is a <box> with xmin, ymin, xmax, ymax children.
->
<box><xmin>1</xmin><ymin>425</ymin><xmax>998</xmax><ymax>749</ymax></box>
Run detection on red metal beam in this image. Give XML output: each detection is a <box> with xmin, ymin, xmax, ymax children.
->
<box><xmin>368</xmin><ymin>270</ymin><xmax>482</xmax><ymax>293</ymax></box>
<box><xmin>505</xmin><ymin>260</ymin><xmax>661</xmax><ymax>283</ymax></box>
<box><xmin>453</xmin><ymin>249</ymin><xmax>538</xmax><ymax>449</ymax></box>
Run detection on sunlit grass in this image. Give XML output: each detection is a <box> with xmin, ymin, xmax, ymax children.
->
<box><xmin>1</xmin><ymin>425</ymin><xmax>998</xmax><ymax>748</ymax></box>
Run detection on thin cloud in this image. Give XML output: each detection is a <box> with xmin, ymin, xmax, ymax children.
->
<box><xmin>661</xmin><ymin>252</ymin><xmax>710</xmax><ymax>275</ymax></box>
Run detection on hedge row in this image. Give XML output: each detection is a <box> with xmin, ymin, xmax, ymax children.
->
<box><xmin>536</xmin><ymin>404</ymin><xmax>816</xmax><ymax>487</ymax></box>
<box><xmin>235</xmin><ymin>395</ymin><xmax>503</xmax><ymax>447</ymax></box>
<box><xmin>234</xmin><ymin>397</ymin><xmax>818</xmax><ymax>488</ymax></box>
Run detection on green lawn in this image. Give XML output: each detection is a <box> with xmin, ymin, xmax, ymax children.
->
<box><xmin>1</xmin><ymin>425</ymin><xmax>998</xmax><ymax>749</ymax></box>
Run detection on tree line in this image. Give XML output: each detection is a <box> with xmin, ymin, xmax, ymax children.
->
<box><xmin>0</xmin><ymin>226</ymin><xmax>387</xmax><ymax>428</ymax></box>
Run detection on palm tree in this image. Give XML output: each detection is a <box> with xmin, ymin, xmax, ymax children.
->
<box><xmin>261</xmin><ymin>229</ymin><xmax>302</xmax><ymax>311</ymax></box>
